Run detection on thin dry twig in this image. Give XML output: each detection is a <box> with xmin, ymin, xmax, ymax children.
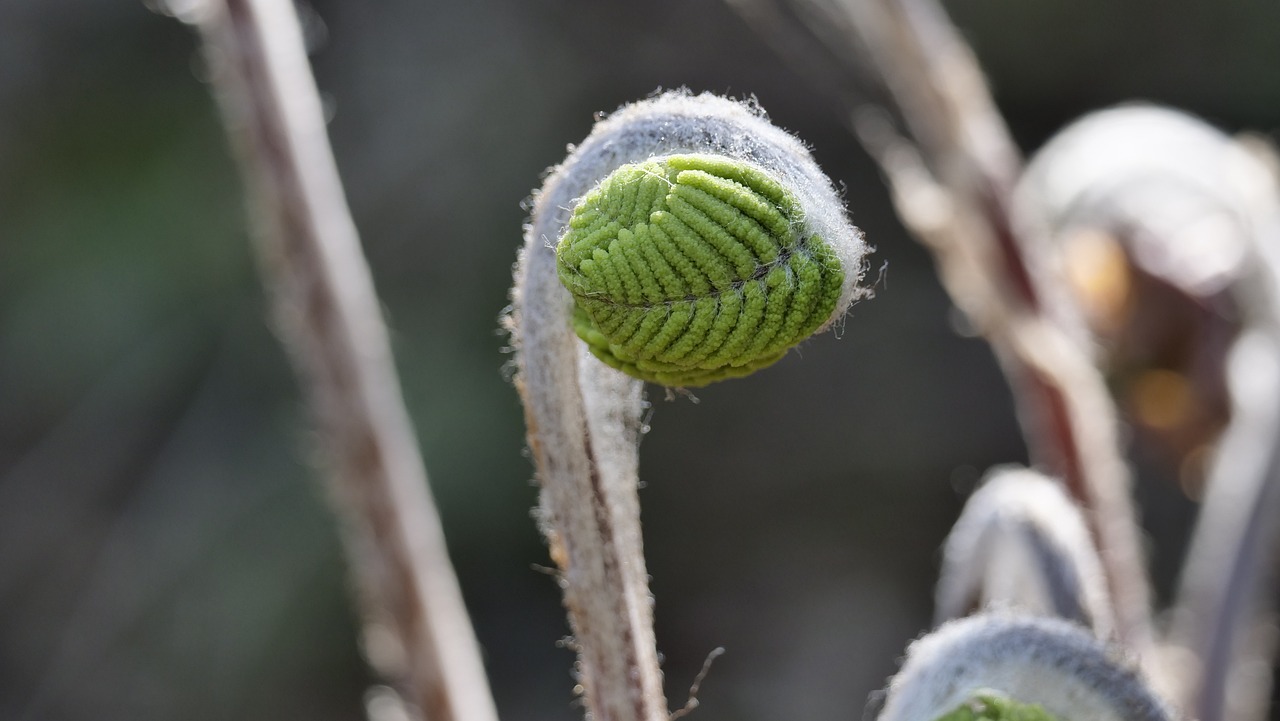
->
<box><xmin>175</xmin><ymin>1</ymin><xmax>499</xmax><ymax>720</ymax></box>
<box><xmin>727</xmin><ymin>0</ymin><xmax>1154</xmax><ymax>654</ymax></box>
<box><xmin>669</xmin><ymin>647</ymin><xmax>725</xmax><ymax>721</ymax></box>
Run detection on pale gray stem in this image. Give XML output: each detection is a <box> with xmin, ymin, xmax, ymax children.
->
<box><xmin>1177</xmin><ymin>151</ymin><xmax>1280</xmax><ymax>721</ymax></box>
<box><xmin>178</xmin><ymin>2</ymin><xmax>498</xmax><ymax>720</ymax></box>
<box><xmin>1170</xmin><ymin>176</ymin><xmax>1280</xmax><ymax>719</ymax></box>
<box><xmin>508</xmin><ymin>108</ymin><xmax>666</xmax><ymax>721</ymax></box>
<box><xmin>1170</xmin><ymin>330</ymin><xmax>1280</xmax><ymax>721</ymax></box>
<box><xmin>511</xmin><ymin>173</ymin><xmax>665</xmax><ymax>721</ymax></box>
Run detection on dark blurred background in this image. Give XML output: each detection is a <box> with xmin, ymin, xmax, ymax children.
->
<box><xmin>2</xmin><ymin>1</ymin><xmax>1278</xmax><ymax>719</ymax></box>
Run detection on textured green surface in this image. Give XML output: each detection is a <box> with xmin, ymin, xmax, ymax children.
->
<box><xmin>556</xmin><ymin>154</ymin><xmax>844</xmax><ymax>386</ymax></box>
<box><xmin>933</xmin><ymin>694</ymin><xmax>1060</xmax><ymax>721</ymax></box>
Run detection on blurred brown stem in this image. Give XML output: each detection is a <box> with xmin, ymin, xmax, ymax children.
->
<box><xmin>842</xmin><ymin>0</ymin><xmax>1153</xmax><ymax>652</ymax></box>
<box><xmin>179</xmin><ymin>1</ymin><xmax>499</xmax><ymax>720</ymax></box>
<box><xmin>728</xmin><ymin>0</ymin><xmax>1154</xmax><ymax>654</ymax></box>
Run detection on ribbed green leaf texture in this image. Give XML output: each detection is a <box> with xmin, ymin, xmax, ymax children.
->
<box><xmin>556</xmin><ymin>153</ymin><xmax>844</xmax><ymax>386</ymax></box>
<box><xmin>934</xmin><ymin>694</ymin><xmax>1060</xmax><ymax>721</ymax></box>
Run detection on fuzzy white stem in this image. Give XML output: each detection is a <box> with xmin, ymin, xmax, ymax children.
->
<box><xmin>513</xmin><ymin>182</ymin><xmax>663</xmax><ymax>721</ymax></box>
<box><xmin>510</xmin><ymin>120</ymin><xmax>665</xmax><ymax>721</ymax></box>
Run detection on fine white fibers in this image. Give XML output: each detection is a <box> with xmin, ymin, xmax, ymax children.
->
<box><xmin>539</xmin><ymin>90</ymin><xmax>873</xmax><ymax>329</ymax></box>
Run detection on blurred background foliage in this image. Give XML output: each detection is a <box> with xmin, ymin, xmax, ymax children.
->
<box><xmin>1</xmin><ymin>1</ymin><xmax>1278</xmax><ymax>719</ymax></box>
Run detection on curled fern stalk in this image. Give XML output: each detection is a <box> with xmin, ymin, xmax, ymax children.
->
<box><xmin>557</xmin><ymin>153</ymin><xmax>847</xmax><ymax>387</ymax></box>
<box><xmin>508</xmin><ymin>92</ymin><xmax>871</xmax><ymax>721</ymax></box>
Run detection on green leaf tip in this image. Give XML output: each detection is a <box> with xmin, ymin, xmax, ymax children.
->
<box><xmin>556</xmin><ymin>153</ymin><xmax>846</xmax><ymax>387</ymax></box>
<box><xmin>933</xmin><ymin>694</ymin><xmax>1060</xmax><ymax>721</ymax></box>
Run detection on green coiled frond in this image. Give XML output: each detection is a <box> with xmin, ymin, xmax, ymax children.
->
<box><xmin>556</xmin><ymin>153</ymin><xmax>845</xmax><ymax>387</ymax></box>
<box><xmin>934</xmin><ymin>695</ymin><xmax>1059</xmax><ymax>721</ymax></box>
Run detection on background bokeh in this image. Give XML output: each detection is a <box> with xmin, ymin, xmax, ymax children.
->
<box><xmin>2</xmin><ymin>1</ymin><xmax>1279</xmax><ymax>719</ymax></box>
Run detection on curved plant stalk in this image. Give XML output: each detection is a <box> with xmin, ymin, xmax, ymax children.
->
<box><xmin>1172</xmin><ymin>330</ymin><xmax>1280</xmax><ymax>721</ymax></box>
<box><xmin>1013</xmin><ymin>105</ymin><xmax>1280</xmax><ymax>721</ymax></box>
<box><xmin>172</xmin><ymin>2</ymin><xmax>498</xmax><ymax>720</ymax></box>
<box><xmin>508</xmin><ymin>90</ymin><xmax>869</xmax><ymax>721</ymax></box>
<box><xmin>1167</xmin><ymin>155</ymin><xmax>1280</xmax><ymax>721</ymax></box>
<box><xmin>725</xmin><ymin>0</ymin><xmax>1154</xmax><ymax>657</ymax></box>
<box><xmin>874</xmin><ymin>614</ymin><xmax>1171</xmax><ymax>721</ymax></box>
<box><xmin>935</xmin><ymin>467</ymin><xmax>1112</xmax><ymax>638</ymax></box>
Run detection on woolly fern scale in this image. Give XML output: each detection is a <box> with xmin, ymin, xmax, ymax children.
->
<box><xmin>557</xmin><ymin>153</ymin><xmax>845</xmax><ymax>387</ymax></box>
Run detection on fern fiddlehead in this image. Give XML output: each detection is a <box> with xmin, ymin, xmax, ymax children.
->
<box><xmin>509</xmin><ymin>90</ymin><xmax>872</xmax><ymax>721</ymax></box>
<box><xmin>557</xmin><ymin>153</ymin><xmax>846</xmax><ymax>386</ymax></box>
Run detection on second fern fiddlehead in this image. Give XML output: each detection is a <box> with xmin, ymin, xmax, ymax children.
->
<box><xmin>875</xmin><ymin>614</ymin><xmax>1171</xmax><ymax>721</ymax></box>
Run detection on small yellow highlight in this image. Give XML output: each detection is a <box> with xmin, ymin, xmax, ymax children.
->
<box><xmin>547</xmin><ymin>529</ymin><xmax>569</xmax><ymax>571</ymax></box>
<box><xmin>1130</xmin><ymin>369</ymin><xmax>1194</xmax><ymax>431</ymax></box>
<box><xmin>1063</xmin><ymin>229</ymin><xmax>1130</xmax><ymax>333</ymax></box>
